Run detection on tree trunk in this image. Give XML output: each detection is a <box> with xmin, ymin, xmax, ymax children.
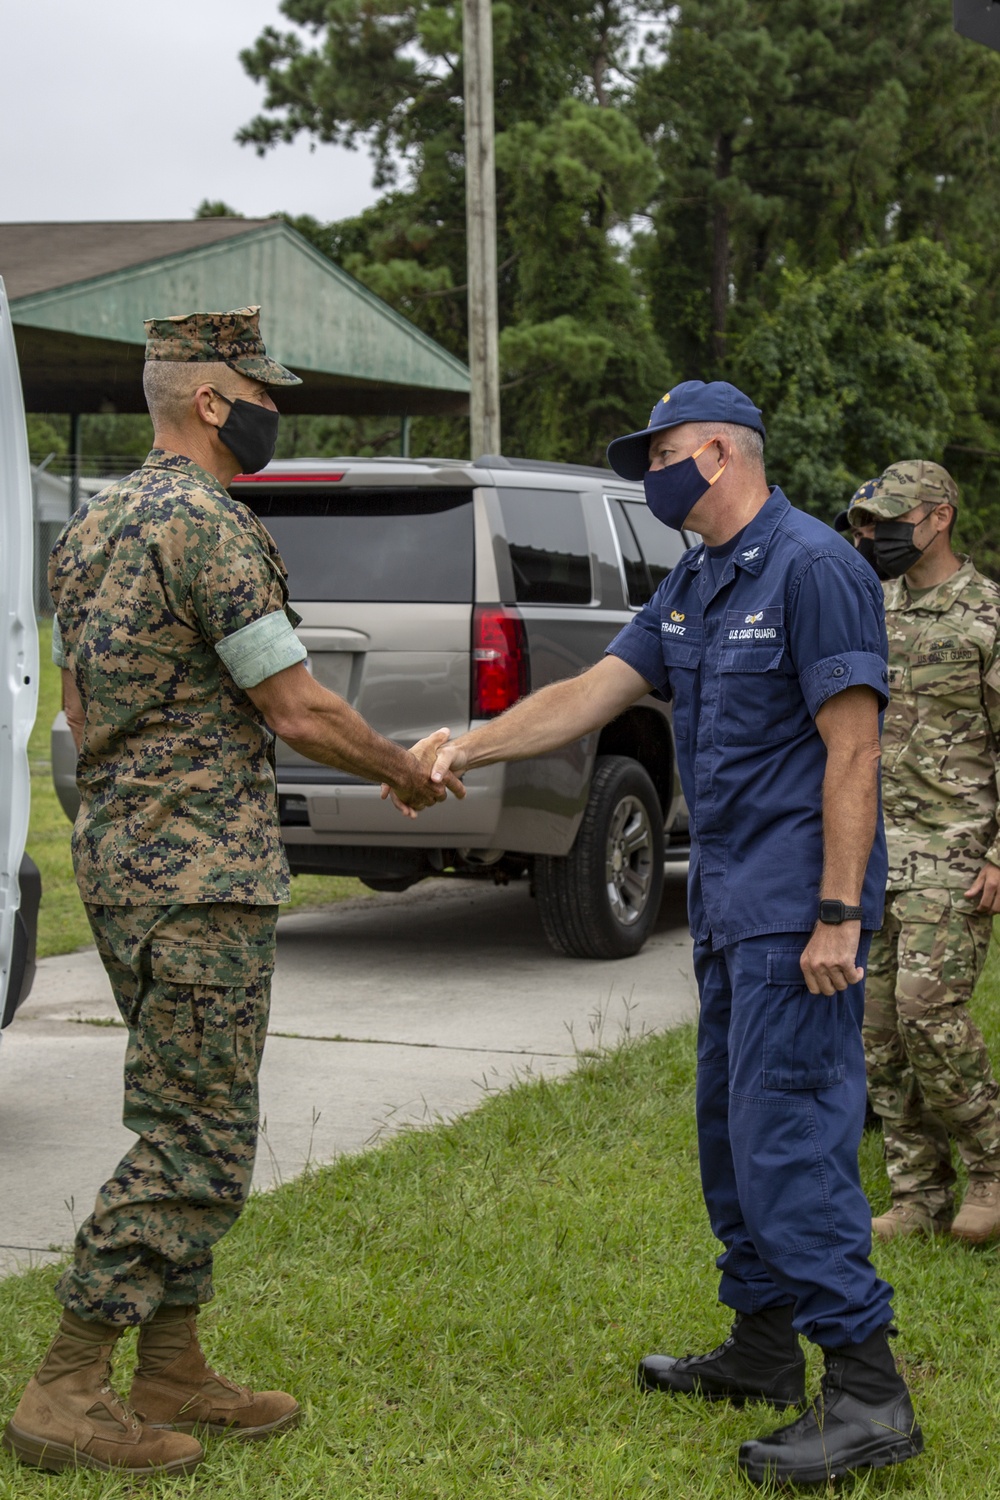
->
<box><xmin>711</xmin><ymin>131</ymin><xmax>734</xmax><ymax>369</ymax></box>
<box><xmin>593</xmin><ymin>10</ymin><xmax>609</xmax><ymax>105</ymax></box>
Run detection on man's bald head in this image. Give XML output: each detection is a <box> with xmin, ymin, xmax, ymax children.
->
<box><xmin>140</xmin><ymin>307</ymin><xmax>293</xmax><ymax>485</ymax></box>
<box><xmin>141</xmin><ymin>362</ymin><xmax>277</xmax><ymax>486</ymax></box>
<box><xmin>143</xmin><ymin>360</ymin><xmax>241</xmax><ymax>428</ymax></box>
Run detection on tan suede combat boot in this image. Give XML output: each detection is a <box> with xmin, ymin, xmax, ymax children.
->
<box><xmin>951</xmin><ymin>1178</ymin><xmax>1000</xmax><ymax>1244</ymax></box>
<box><xmin>129</xmin><ymin>1305</ymin><xmax>301</xmax><ymax>1440</ymax></box>
<box><xmin>2</xmin><ymin>1310</ymin><xmax>203</xmax><ymax>1475</ymax></box>
<box><xmin>871</xmin><ymin>1201</ymin><xmax>952</xmax><ymax>1241</ymax></box>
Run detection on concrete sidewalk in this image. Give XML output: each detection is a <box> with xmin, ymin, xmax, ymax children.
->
<box><xmin>0</xmin><ymin>871</ymin><xmax>698</xmax><ymax>1280</ymax></box>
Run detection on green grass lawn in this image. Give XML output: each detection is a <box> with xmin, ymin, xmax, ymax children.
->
<box><xmin>27</xmin><ymin>620</ymin><xmax>369</xmax><ymax>958</ymax></box>
<box><xmin>3</xmin><ymin>1006</ymin><xmax>1000</xmax><ymax>1498</ymax></box>
<box><xmin>11</xmin><ymin>624</ymin><xmax>1000</xmax><ymax>1495</ymax></box>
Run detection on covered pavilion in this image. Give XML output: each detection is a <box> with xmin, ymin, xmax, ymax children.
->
<box><xmin>0</xmin><ymin>218</ymin><xmax>469</xmax><ymax>445</ymax></box>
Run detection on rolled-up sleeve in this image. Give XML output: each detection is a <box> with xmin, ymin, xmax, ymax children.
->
<box><xmin>215</xmin><ymin>610</ymin><xmax>307</xmax><ymax>689</ymax></box>
<box><xmin>190</xmin><ymin>530</ymin><xmax>306</xmax><ymax>688</ymax></box>
<box><xmin>790</xmin><ymin>554</ymin><xmax>889</xmax><ymax>716</ymax></box>
<box><xmin>605</xmin><ymin>594</ymin><xmax>670</xmax><ymax>697</ymax></box>
<box><xmin>51</xmin><ymin>614</ymin><xmax>68</xmax><ymax>668</ymax></box>
<box><xmin>799</xmin><ymin>650</ymin><xmax>889</xmax><ymax>718</ymax></box>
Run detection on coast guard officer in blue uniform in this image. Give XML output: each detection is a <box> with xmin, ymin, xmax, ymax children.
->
<box><xmin>426</xmin><ymin>381</ymin><xmax>924</xmax><ymax>1487</ymax></box>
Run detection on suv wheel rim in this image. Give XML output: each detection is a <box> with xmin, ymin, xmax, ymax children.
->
<box><xmin>604</xmin><ymin>794</ymin><xmax>654</xmax><ymax>927</ymax></box>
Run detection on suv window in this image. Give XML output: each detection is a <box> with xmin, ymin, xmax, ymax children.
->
<box><xmin>609</xmin><ymin>499</ymin><xmax>652</xmax><ymax>607</ymax></box>
<box><xmin>620</xmin><ymin>499</ymin><xmax>687</xmax><ymax>593</ymax></box>
<box><xmin>496</xmin><ymin>488</ymin><xmax>592</xmax><ymax>605</ymax></box>
<box><xmin>241</xmin><ymin>487</ymin><xmax>474</xmax><ymax>603</ymax></box>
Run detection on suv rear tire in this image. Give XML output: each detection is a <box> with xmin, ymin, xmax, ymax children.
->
<box><xmin>535</xmin><ymin>755</ymin><xmax>665</xmax><ymax>959</ymax></box>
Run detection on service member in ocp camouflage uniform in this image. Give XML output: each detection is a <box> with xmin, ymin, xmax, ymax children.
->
<box><xmin>2</xmin><ymin>307</ymin><xmax>464</xmax><ymax>1478</ymax></box>
<box><xmin>848</xmin><ymin>461</ymin><xmax>1000</xmax><ymax>1244</ymax></box>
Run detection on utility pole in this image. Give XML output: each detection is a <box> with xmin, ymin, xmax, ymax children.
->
<box><xmin>69</xmin><ymin>412</ymin><xmax>82</xmax><ymax>512</ymax></box>
<box><xmin>463</xmin><ymin>0</ymin><xmax>501</xmax><ymax>458</ymax></box>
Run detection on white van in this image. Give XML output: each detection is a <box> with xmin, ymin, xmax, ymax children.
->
<box><xmin>0</xmin><ymin>276</ymin><xmax>41</xmax><ymax>1033</ymax></box>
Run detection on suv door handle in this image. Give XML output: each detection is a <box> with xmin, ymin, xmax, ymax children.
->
<box><xmin>296</xmin><ymin>627</ymin><xmax>370</xmax><ymax>651</ymax></box>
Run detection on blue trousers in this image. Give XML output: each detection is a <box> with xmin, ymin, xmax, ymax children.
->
<box><xmin>694</xmin><ymin>932</ymin><xmax>894</xmax><ymax>1347</ymax></box>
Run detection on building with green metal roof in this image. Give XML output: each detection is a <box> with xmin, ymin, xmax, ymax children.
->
<box><xmin>0</xmin><ymin>217</ymin><xmax>470</xmax><ymax>419</ymax></box>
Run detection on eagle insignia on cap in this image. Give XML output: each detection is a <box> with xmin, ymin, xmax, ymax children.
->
<box><xmin>648</xmin><ymin>391</ymin><xmax>672</xmax><ymax>427</ymax></box>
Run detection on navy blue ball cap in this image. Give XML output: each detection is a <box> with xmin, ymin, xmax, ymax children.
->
<box><xmin>606</xmin><ymin>379</ymin><xmax>766</xmax><ymax>481</ymax></box>
<box><xmin>831</xmin><ymin>479</ymin><xmax>879</xmax><ymax>533</ymax></box>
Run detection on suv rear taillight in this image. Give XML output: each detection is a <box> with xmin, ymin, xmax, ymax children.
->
<box><xmin>472</xmin><ymin>606</ymin><xmax>530</xmax><ymax>719</ymax></box>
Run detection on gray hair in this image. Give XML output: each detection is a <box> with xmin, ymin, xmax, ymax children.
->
<box><xmin>142</xmin><ymin>359</ymin><xmax>234</xmax><ymax>428</ymax></box>
<box><xmin>692</xmin><ymin>420</ymin><xmax>765</xmax><ymax>473</ymax></box>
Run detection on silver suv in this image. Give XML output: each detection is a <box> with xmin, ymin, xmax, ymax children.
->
<box><xmin>53</xmin><ymin>455</ymin><xmax>690</xmax><ymax>959</ymax></box>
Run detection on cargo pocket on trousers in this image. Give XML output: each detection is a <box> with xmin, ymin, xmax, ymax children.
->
<box><xmin>147</xmin><ymin>941</ymin><xmax>262</xmax><ymax>1105</ymax></box>
<box><xmin>761</xmin><ymin>949</ymin><xmax>846</xmax><ymax>1090</ymax></box>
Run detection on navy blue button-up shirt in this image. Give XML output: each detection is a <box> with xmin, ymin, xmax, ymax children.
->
<box><xmin>607</xmin><ymin>488</ymin><xmax>889</xmax><ymax>949</ymax></box>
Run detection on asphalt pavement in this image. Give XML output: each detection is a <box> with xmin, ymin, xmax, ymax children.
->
<box><xmin>0</xmin><ymin>869</ymin><xmax>698</xmax><ymax>1280</ymax></box>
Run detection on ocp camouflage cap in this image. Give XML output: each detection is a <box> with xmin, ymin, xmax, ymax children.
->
<box><xmin>143</xmin><ymin>305</ymin><xmax>301</xmax><ymax>386</ymax></box>
<box><xmin>848</xmin><ymin>459</ymin><xmax>958</xmax><ymax>524</ymax></box>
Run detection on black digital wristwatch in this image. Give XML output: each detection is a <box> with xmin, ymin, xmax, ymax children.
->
<box><xmin>818</xmin><ymin>899</ymin><xmax>863</xmax><ymax>925</ymax></box>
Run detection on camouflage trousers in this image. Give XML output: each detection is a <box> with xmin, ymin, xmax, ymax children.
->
<box><xmin>863</xmin><ymin>889</ymin><xmax>1000</xmax><ymax>1213</ymax></box>
<box><xmin>56</xmin><ymin>902</ymin><xmax>277</xmax><ymax>1325</ymax></box>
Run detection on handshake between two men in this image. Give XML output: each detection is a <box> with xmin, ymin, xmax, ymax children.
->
<box><xmin>381</xmin><ymin>656</ymin><xmax>651</xmax><ymax>816</ymax></box>
<box><xmin>249</xmin><ymin>649</ymin><xmax>571</xmax><ymax>817</ymax></box>
<box><xmin>379</xmin><ymin>726</ymin><xmax>467</xmax><ymax>818</ymax></box>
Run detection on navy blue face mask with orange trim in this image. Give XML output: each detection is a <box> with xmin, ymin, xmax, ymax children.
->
<box><xmin>643</xmin><ymin>439</ymin><xmax>727</xmax><ymax>530</ymax></box>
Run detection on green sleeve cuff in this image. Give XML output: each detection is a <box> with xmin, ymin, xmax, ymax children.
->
<box><xmin>215</xmin><ymin>610</ymin><xmax>307</xmax><ymax>689</ymax></box>
<box><xmin>52</xmin><ymin>616</ymin><xmax>68</xmax><ymax>668</ymax></box>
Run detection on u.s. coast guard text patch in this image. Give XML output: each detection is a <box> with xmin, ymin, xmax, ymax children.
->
<box><xmin>724</xmin><ymin>605</ymin><xmax>783</xmax><ymax>644</ymax></box>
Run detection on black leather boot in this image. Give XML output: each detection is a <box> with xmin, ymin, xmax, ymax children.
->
<box><xmin>738</xmin><ymin>1324</ymin><xmax>924</xmax><ymax>1486</ymax></box>
<box><xmin>638</xmin><ymin>1304</ymin><xmax>805</xmax><ymax>1409</ymax></box>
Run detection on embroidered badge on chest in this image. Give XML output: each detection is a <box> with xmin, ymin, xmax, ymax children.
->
<box><xmin>724</xmin><ymin>605</ymin><xmax>783</xmax><ymax>643</ymax></box>
<box><xmin>661</xmin><ymin>606</ymin><xmax>703</xmax><ymax>642</ymax></box>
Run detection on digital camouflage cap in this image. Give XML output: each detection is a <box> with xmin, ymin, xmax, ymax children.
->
<box><xmin>848</xmin><ymin>459</ymin><xmax>958</xmax><ymax>525</ymax></box>
<box><xmin>143</xmin><ymin>305</ymin><xmax>301</xmax><ymax>386</ymax></box>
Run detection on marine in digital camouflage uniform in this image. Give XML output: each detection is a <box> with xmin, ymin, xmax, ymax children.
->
<box><xmin>4</xmin><ymin>308</ymin><xmax>461</xmax><ymax>1478</ymax></box>
<box><xmin>848</xmin><ymin>460</ymin><xmax>1000</xmax><ymax>1245</ymax></box>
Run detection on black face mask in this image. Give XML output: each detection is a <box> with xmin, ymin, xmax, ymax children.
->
<box><xmin>871</xmin><ymin>519</ymin><xmax>926</xmax><ymax>579</ymax></box>
<box><xmin>211</xmin><ymin>389</ymin><xmax>279</xmax><ymax>474</ymax></box>
<box><xmin>854</xmin><ymin>536</ymin><xmax>891</xmax><ymax>581</ymax></box>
